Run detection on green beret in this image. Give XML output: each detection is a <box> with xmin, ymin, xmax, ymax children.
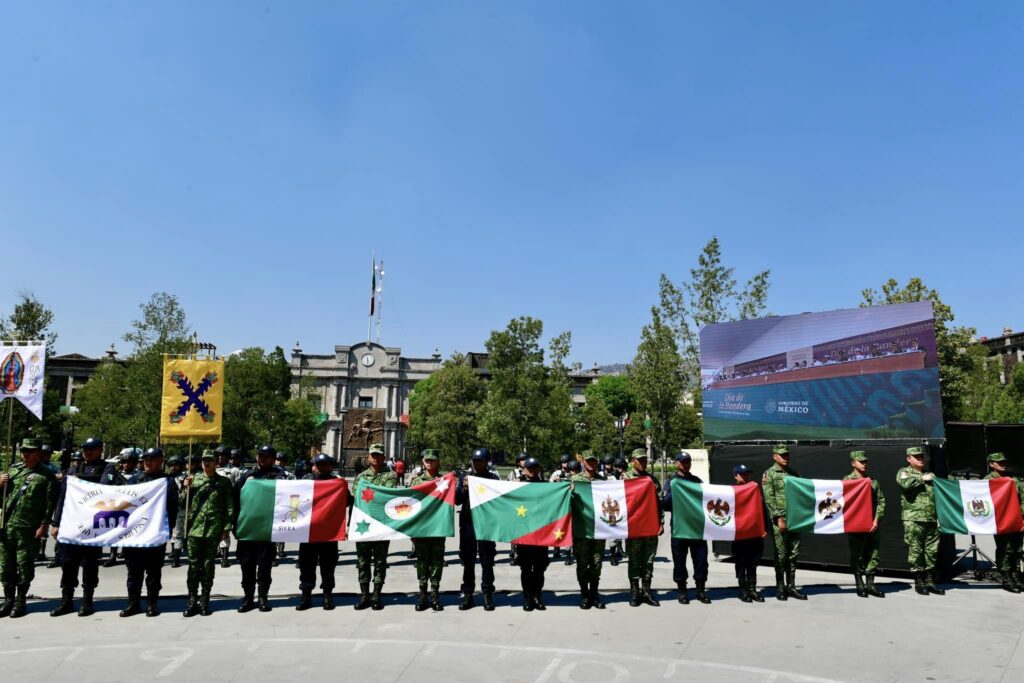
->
<box><xmin>421</xmin><ymin>449</ymin><xmax>439</xmax><ymax>461</ymax></box>
<box><xmin>850</xmin><ymin>450</ymin><xmax>868</xmax><ymax>462</ymax></box>
<box><xmin>773</xmin><ymin>444</ymin><xmax>790</xmax><ymax>455</ymax></box>
<box><xmin>630</xmin><ymin>448</ymin><xmax>648</xmax><ymax>460</ymax></box>
<box><xmin>988</xmin><ymin>452</ymin><xmax>1007</xmax><ymax>462</ymax></box>
<box><xmin>906</xmin><ymin>446</ymin><xmax>924</xmax><ymax>456</ymax></box>
<box><xmin>20</xmin><ymin>437</ymin><xmax>42</xmax><ymax>451</ymax></box>
<box><xmin>368</xmin><ymin>443</ymin><xmax>385</xmax><ymax>455</ymax></box>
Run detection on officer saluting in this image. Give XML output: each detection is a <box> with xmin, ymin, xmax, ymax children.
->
<box><xmin>50</xmin><ymin>437</ymin><xmax>107</xmax><ymax>617</ymax></box>
<box><xmin>296</xmin><ymin>453</ymin><xmax>344</xmax><ymax>611</ymax></box>
<box><xmin>235</xmin><ymin>445</ymin><xmax>288</xmax><ymax>613</ymax></box>
<box><xmin>0</xmin><ymin>438</ymin><xmax>58</xmax><ymax>618</ymax></box>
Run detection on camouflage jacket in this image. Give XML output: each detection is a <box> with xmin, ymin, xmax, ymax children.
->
<box><xmin>896</xmin><ymin>466</ymin><xmax>935</xmax><ymax>522</ymax></box>
<box><xmin>570</xmin><ymin>472</ymin><xmax>606</xmax><ymax>483</ymax></box>
<box><xmin>181</xmin><ymin>472</ymin><xmax>235</xmax><ymax>538</ymax></box>
<box><xmin>623</xmin><ymin>467</ymin><xmax>664</xmax><ymax>523</ymax></box>
<box><xmin>843</xmin><ymin>471</ymin><xmax>886</xmax><ymax>522</ymax></box>
<box><xmin>762</xmin><ymin>463</ymin><xmax>799</xmax><ymax>521</ymax></box>
<box><xmin>410</xmin><ymin>471</ymin><xmax>444</xmax><ymax>487</ymax></box>
<box><xmin>2</xmin><ymin>462</ymin><xmax>58</xmax><ymax>530</ymax></box>
<box><xmin>353</xmin><ymin>467</ymin><xmax>397</xmax><ymax>489</ymax></box>
<box><xmin>984</xmin><ymin>472</ymin><xmax>1024</xmax><ymax>510</ymax></box>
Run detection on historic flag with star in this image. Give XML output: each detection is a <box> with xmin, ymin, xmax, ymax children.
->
<box><xmin>467</xmin><ymin>477</ymin><xmax>573</xmax><ymax>547</ymax></box>
<box><xmin>571</xmin><ymin>479</ymin><xmax>660</xmax><ymax>539</ymax></box>
<box><xmin>160</xmin><ymin>357</ymin><xmax>225</xmax><ymax>441</ymax></box>
<box><xmin>349</xmin><ymin>473</ymin><xmax>457</xmax><ymax>541</ymax></box>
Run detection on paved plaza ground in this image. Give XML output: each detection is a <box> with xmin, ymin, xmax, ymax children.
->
<box><xmin>1</xmin><ymin>535</ymin><xmax>1021</xmax><ymax>682</ymax></box>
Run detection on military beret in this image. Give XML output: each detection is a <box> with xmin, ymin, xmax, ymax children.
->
<box><xmin>850</xmin><ymin>450</ymin><xmax>868</xmax><ymax>462</ymax></box>
<box><xmin>675</xmin><ymin>451</ymin><xmax>692</xmax><ymax>462</ymax></box>
<box><xmin>82</xmin><ymin>437</ymin><xmax>103</xmax><ymax>449</ymax></box>
<box><xmin>368</xmin><ymin>443</ymin><xmax>385</xmax><ymax>455</ymax></box>
<box><xmin>582</xmin><ymin>450</ymin><xmax>599</xmax><ymax>461</ymax></box>
<box><xmin>421</xmin><ymin>449</ymin><xmax>440</xmax><ymax>462</ymax></box>
<box><xmin>988</xmin><ymin>452</ymin><xmax>1007</xmax><ymax>462</ymax></box>
<box><xmin>772</xmin><ymin>444</ymin><xmax>790</xmax><ymax>455</ymax></box>
<box><xmin>906</xmin><ymin>446</ymin><xmax>924</xmax><ymax>456</ymax></box>
<box><xmin>630</xmin><ymin>448</ymin><xmax>648</xmax><ymax>459</ymax></box>
<box><xmin>20</xmin><ymin>437</ymin><xmax>41</xmax><ymax>451</ymax></box>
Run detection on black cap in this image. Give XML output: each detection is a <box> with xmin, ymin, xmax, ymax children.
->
<box><xmin>313</xmin><ymin>453</ymin><xmax>335</xmax><ymax>466</ymax></box>
<box><xmin>41</xmin><ymin>444</ymin><xmax>53</xmax><ymax>455</ymax></box>
<box><xmin>82</xmin><ymin>437</ymin><xmax>103</xmax><ymax>449</ymax></box>
<box><xmin>166</xmin><ymin>455</ymin><xmax>184</xmax><ymax>465</ymax></box>
<box><xmin>258</xmin><ymin>445</ymin><xmax>277</xmax><ymax>458</ymax></box>
<box><xmin>613</xmin><ymin>457</ymin><xmax>626</xmax><ymax>469</ymax></box>
<box><xmin>675</xmin><ymin>452</ymin><xmax>692</xmax><ymax>462</ymax></box>
<box><xmin>71</xmin><ymin>451</ymin><xmax>84</xmax><ymax>461</ymax></box>
<box><xmin>471</xmin><ymin>448</ymin><xmax>490</xmax><ymax>461</ymax></box>
<box><xmin>524</xmin><ymin>457</ymin><xmax>540</xmax><ymax>469</ymax></box>
<box><xmin>230</xmin><ymin>448</ymin><xmax>241</xmax><ymax>458</ymax></box>
<box><xmin>568</xmin><ymin>460</ymin><xmax>581</xmax><ymax>473</ymax></box>
<box><xmin>560</xmin><ymin>454</ymin><xmax>572</xmax><ymax>464</ymax></box>
<box><xmin>517</xmin><ymin>452</ymin><xmax>528</xmax><ymax>462</ymax></box>
<box><xmin>732</xmin><ymin>464</ymin><xmax>752</xmax><ymax>476</ymax></box>
<box><xmin>143</xmin><ymin>447</ymin><xmax>164</xmax><ymax>459</ymax></box>
<box><xmin>214</xmin><ymin>445</ymin><xmax>229</xmax><ymax>455</ymax></box>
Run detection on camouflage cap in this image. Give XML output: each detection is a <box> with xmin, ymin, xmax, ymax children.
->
<box><xmin>988</xmin><ymin>452</ymin><xmax>1007</xmax><ymax>462</ymax></box>
<box><xmin>772</xmin><ymin>444</ymin><xmax>790</xmax><ymax>455</ymax></box>
<box><xmin>630</xmin><ymin>448</ymin><xmax>648</xmax><ymax>460</ymax></box>
<box><xmin>20</xmin><ymin>437</ymin><xmax>42</xmax><ymax>451</ymax></box>
<box><xmin>368</xmin><ymin>443</ymin><xmax>385</xmax><ymax>455</ymax></box>
<box><xmin>421</xmin><ymin>449</ymin><xmax>440</xmax><ymax>462</ymax></box>
<box><xmin>201</xmin><ymin>448</ymin><xmax>217</xmax><ymax>460</ymax></box>
<box><xmin>850</xmin><ymin>450</ymin><xmax>869</xmax><ymax>462</ymax></box>
<box><xmin>906</xmin><ymin>446</ymin><xmax>924</xmax><ymax>457</ymax></box>
<box><xmin>582</xmin><ymin>449</ymin><xmax>599</xmax><ymax>461</ymax></box>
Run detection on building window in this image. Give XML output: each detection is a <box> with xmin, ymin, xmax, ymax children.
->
<box><xmin>358</xmin><ymin>396</ymin><xmax>373</xmax><ymax>409</ymax></box>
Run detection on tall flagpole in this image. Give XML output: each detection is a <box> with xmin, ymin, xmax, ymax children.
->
<box><xmin>367</xmin><ymin>252</ymin><xmax>375</xmax><ymax>343</ymax></box>
<box><xmin>376</xmin><ymin>260</ymin><xmax>384</xmax><ymax>343</ymax></box>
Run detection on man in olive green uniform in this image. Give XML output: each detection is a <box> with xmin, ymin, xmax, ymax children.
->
<box><xmin>410</xmin><ymin>449</ymin><xmax>445</xmax><ymax>612</ymax></box>
<box><xmin>180</xmin><ymin>450</ymin><xmax>235</xmax><ymax>616</ymax></box>
<box><xmin>571</xmin><ymin>452</ymin><xmax>606</xmax><ymax>609</ymax></box>
<box><xmin>843</xmin><ymin>451</ymin><xmax>886</xmax><ymax>598</ymax></box>
<box><xmin>351</xmin><ymin>443</ymin><xmax>396</xmax><ymax>610</ymax></box>
<box><xmin>984</xmin><ymin>452</ymin><xmax>1024</xmax><ymax>592</ymax></box>
<box><xmin>0</xmin><ymin>438</ymin><xmax>58</xmax><ymax>618</ymax></box>
<box><xmin>897</xmin><ymin>445</ymin><xmax>943</xmax><ymax>596</ymax></box>
<box><xmin>623</xmin><ymin>448</ymin><xmax>664</xmax><ymax>607</ymax></box>
<box><xmin>762</xmin><ymin>444</ymin><xmax>806</xmax><ymax>600</ymax></box>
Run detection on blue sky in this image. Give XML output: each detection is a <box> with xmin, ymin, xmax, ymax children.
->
<box><xmin>2</xmin><ymin>3</ymin><xmax>1021</xmax><ymax>364</ymax></box>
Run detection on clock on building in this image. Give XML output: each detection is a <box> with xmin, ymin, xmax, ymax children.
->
<box><xmin>360</xmin><ymin>352</ymin><xmax>375</xmax><ymax>367</ymax></box>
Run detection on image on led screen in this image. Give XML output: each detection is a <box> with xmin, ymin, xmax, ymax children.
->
<box><xmin>700</xmin><ymin>301</ymin><xmax>943</xmax><ymax>442</ymax></box>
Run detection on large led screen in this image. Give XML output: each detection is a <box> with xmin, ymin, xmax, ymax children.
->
<box><xmin>700</xmin><ymin>301</ymin><xmax>943</xmax><ymax>442</ymax></box>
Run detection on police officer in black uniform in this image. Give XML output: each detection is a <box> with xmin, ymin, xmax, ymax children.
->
<box><xmin>235</xmin><ymin>445</ymin><xmax>288</xmax><ymax>613</ymax></box>
<box><xmin>731</xmin><ymin>464</ymin><xmax>768</xmax><ymax>602</ymax></box>
<box><xmin>119</xmin><ymin>447</ymin><xmax>179</xmax><ymax>617</ymax></box>
<box><xmin>455</xmin><ymin>448</ymin><xmax>499</xmax><ymax>611</ymax></box>
<box><xmin>662</xmin><ymin>451</ymin><xmax>710</xmax><ymax>604</ymax></box>
<box><xmin>296</xmin><ymin>453</ymin><xmax>344</xmax><ymax>611</ymax></box>
<box><xmin>517</xmin><ymin>457</ymin><xmax>552</xmax><ymax>611</ymax></box>
<box><xmin>49</xmin><ymin>437</ymin><xmax>107</xmax><ymax>617</ymax></box>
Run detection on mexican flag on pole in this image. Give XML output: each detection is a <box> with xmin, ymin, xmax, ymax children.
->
<box><xmin>236</xmin><ymin>479</ymin><xmax>349</xmax><ymax>542</ymax></box>
<box><xmin>467</xmin><ymin>477</ymin><xmax>573</xmax><ymax>547</ymax></box>
<box><xmin>571</xmin><ymin>479</ymin><xmax>660</xmax><ymax>539</ymax></box>
<box><xmin>349</xmin><ymin>473</ymin><xmax>457</xmax><ymax>541</ymax></box>
<box><xmin>933</xmin><ymin>477</ymin><xmax>1024</xmax><ymax>535</ymax></box>
<box><xmin>671</xmin><ymin>480</ymin><xmax>765</xmax><ymax>541</ymax></box>
<box><xmin>784</xmin><ymin>478</ymin><xmax>874</xmax><ymax>534</ymax></box>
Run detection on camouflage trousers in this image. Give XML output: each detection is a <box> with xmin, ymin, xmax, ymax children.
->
<box><xmin>994</xmin><ymin>533</ymin><xmax>1023</xmax><ymax>576</ymax></box>
<box><xmin>172</xmin><ymin>511</ymin><xmax>185</xmax><ymax>551</ymax></box>
<box><xmin>356</xmin><ymin>541</ymin><xmax>389</xmax><ymax>587</ymax></box>
<box><xmin>413</xmin><ymin>538</ymin><xmax>445</xmax><ymax>590</ymax></box>
<box><xmin>847</xmin><ymin>531</ymin><xmax>880</xmax><ymax>574</ymax></box>
<box><xmin>186</xmin><ymin>537</ymin><xmax>219</xmax><ymax>593</ymax></box>
<box><xmin>772</xmin><ymin>526</ymin><xmax>800</xmax><ymax>574</ymax></box>
<box><xmin>626</xmin><ymin>536</ymin><xmax>658</xmax><ymax>581</ymax></box>
<box><xmin>573</xmin><ymin>538</ymin><xmax>605</xmax><ymax>583</ymax></box>
<box><xmin>0</xmin><ymin>529</ymin><xmax>37</xmax><ymax>587</ymax></box>
<box><xmin>903</xmin><ymin>521</ymin><xmax>938</xmax><ymax>572</ymax></box>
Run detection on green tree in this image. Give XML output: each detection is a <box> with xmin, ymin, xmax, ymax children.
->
<box><xmin>573</xmin><ymin>397</ymin><xmax>618</xmax><ymax>456</ymax></box>
<box><xmin>631</xmin><ymin>307</ymin><xmax>689</xmax><ymax>460</ymax></box>
<box><xmin>406</xmin><ymin>374</ymin><xmax>437</xmax><ymax>453</ymax></box>
<box><xmin>584</xmin><ymin>375</ymin><xmax>637</xmax><ymax>420</ymax></box>
<box><xmin>861</xmin><ymin>278</ymin><xmax>975</xmax><ymax>422</ymax></box>
<box><xmin>658</xmin><ymin>237</ymin><xmax>771</xmax><ymax>391</ymax></box>
<box><xmin>408</xmin><ymin>354</ymin><xmax>486</xmax><ymax>470</ymax></box>
<box><xmin>221</xmin><ymin>347</ymin><xmax>288</xmax><ymax>454</ymax></box>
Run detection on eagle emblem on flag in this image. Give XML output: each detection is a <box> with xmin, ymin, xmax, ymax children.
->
<box><xmin>600</xmin><ymin>495</ymin><xmax>622</xmax><ymax>526</ymax></box>
<box><xmin>967</xmin><ymin>498</ymin><xmax>992</xmax><ymax>518</ymax></box>
<box><xmin>706</xmin><ymin>498</ymin><xmax>732</xmax><ymax>527</ymax></box>
<box><xmin>817</xmin><ymin>492</ymin><xmax>843</xmax><ymax>520</ymax></box>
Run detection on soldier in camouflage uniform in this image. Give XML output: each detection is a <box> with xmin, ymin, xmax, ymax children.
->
<box><xmin>181</xmin><ymin>450</ymin><xmax>235</xmax><ymax>616</ymax></box>
<box><xmin>762</xmin><ymin>444</ymin><xmax>806</xmax><ymax>600</ymax></box>
<box><xmin>410</xmin><ymin>449</ymin><xmax>445</xmax><ymax>612</ymax></box>
<box><xmin>571</xmin><ymin>452</ymin><xmax>607</xmax><ymax>609</ymax></box>
<box><xmin>166</xmin><ymin>456</ymin><xmax>186</xmax><ymax>567</ymax></box>
<box><xmin>624</xmin><ymin>449</ymin><xmax>664</xmax><ymax>607</ymax></box>
<box><xmin>844</xmin><ymin>451</ymin><xmax>886</xmax><ymax>598</ymax></box>
<box><xmin>0</xmin><ymin>438</ymin><xmax>58</xmax><ymax>618</ymax></box>
<box><xmin>897</xmin><ymin>446</ymin><xmax>944</xmax><ymax>596</ymax></box>
<box><xmin>984</xmin><ymin>452</ymin><xmax>1024</xmax><ymax>592</ymax></box>
<box><xmin>214</xmin><ymin>445</ymin><xmax>239</xmax><ymax>568</ymax></box>
<box><xmin>351</xmin><ymin>443</ymin><xmax>396</xmax><ymax>610</ymax></box>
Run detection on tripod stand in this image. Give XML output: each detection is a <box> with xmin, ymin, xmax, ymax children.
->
<box><xmin>949</xmin><ymin>469</ymin><xmax>999</xmax><ymax>581</ymax></box>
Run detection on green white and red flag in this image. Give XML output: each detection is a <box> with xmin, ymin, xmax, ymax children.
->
<box><xmin>671</xmin><ymin>480</ymin><xmax>765</xmax><ymax>541</ymax></box>
<box><xmin>349</xmin><ymin>473</ymin><xmax>457</xmax><ymax>541</ymax></box>
<box><xmin>467</xmin><ymin>477</ymin><xmax>573</xmax><ymax>547</ymax></box>
<box><xmin>933</xmin><ymin>477</ymin><xmax>1024</xmax><ymax>535</ymax></box>
<box><xmin>785</xmin><ymin>478</ymin><xmax>874</xmax><ymax>534</ymax></box>
<box><xmin>236</xmin><ymin>479</ymin><xmax>349</xmax><ymax>542</ymax></box>
<box><xmin>571</xmin><ymin>479</ymin><xmax>660</xmax><ymax>539</ymax></box>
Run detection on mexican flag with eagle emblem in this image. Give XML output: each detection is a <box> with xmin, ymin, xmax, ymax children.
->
<box><xmin>933</xmin><ymin>477</ymin><xmax>1023</xmax><ymax>535</ymax></box>
<box><xmin>571</xmin><ymin>479</ymin><xmax>660</xmax><ymax>539</ymax></box>
<box><xmin>671</xmin><ymin>480</ymin><xmax>765</xmax><ymax>541</ymax></box>
<box><xmin>785</xmin><ymin>478</ymin><xmax>874</xmax><ymax>534</ymax></box>
<box><xmin>349</xmin><ymin>473</ymin><xmax>457</xmax><ymax>541</ymax></box>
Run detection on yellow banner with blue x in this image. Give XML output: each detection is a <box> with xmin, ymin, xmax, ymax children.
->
<box><xmin>160</xmin><ymin>357</ymin><xmax>224</xmax><ymax>441</ymax></box>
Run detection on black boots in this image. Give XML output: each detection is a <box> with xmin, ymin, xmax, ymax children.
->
<box><xmin>170</xmin><ymin>547</ymin><xmax>181</xmax><ymax>568</ymax></box>
<box><xmin>532</xmin><ymin>581</ymin><xmax>546</xmax><ymax>611</ymax></box>
<box><xmin>238</xmin><ymin>593</ymin><xmax>256</xmax><ymax>613</ymax></box>
<box><xmin>119</xmin><ymin>592</ymin><xmax>142</xmax><ymax>617</ymax></box>
<box><xmin>430</xmin><ymin>588</ymin><xmax>443</xmax><ymax>612</ymax></box>
<box><xmin>694</xmin><ymin>581</ymin><xmax>711</xmax><ymax>604</ymax></box>
<box><xmin>854</xmin><ymin>574</ymin><xmax>868</xmax><ymax>598</ymax></box>
<box><xmin>78</xmin><ymin>588</ymin><xmax>94</xmax><ymax>616</ymax></box>
<box><xmin>914</xmin><ymin>572</ymin><xmax>929</xmax><ymax>595</ymax></box>
<box><xmin>924</xmin><ymin>572</ymin><xmax>945</xmax><ymax>595</ymax></box>
<box><xmin>323</xmin><ymin>591</ymin><xmax>335</xmax><ymax>611</ymax></box>
<box><xmin>258</xmin><ymin>593</ymin><xmax>272</xmax><ymax>612</ymax></box>
<box><xmin>200</xmin><ymin>590</ymin><xmax>212</xmax><ymax>616</ymax></box>
<box><xmin>11</xmin><ymin>584</ymin><xmax>28</xmax><ymax>618</ymax></box>
<box><xmin>775</xmin><ymin>568</ymin><xmax>788</xmax><ymax>601</ymax></box>
<box><xmin>629</xmin><ymin>579</ymin><xmax>641</xmax><ymax>607</ymax></box>
<box><xmin>589</xmin><ymin>581</ymin><xmax>605</xmax><ymax>609</ymax></box>
<box><xmin>482</xmin><ymin>591</ymin><xmax>494</xmax><ymax>611</ymax></box>
<box><xmin>459</xmin><ymin>591</ymin><xmax>475</xmax><ymax>611</ymax></box>
<box><xmin>738</xmin><ymin>579</ymin><xmax>752</xmax><ymax>603</ymax></box>
<box><xmin>371</xmin><ymin>585</ymin><xmax>384</xmax><ymax>610</ymax></box>
<box><xmin>865</xmin><ymin>574</ymin><xmax>885</xmax><ymax>598</ymax></box>
<box><xmin>51</xmin><ymin>588</ymin><xmax>75</xmax><ymax>616</ymax></box>
<box><xmin>146</xmin><ymin>592</ymin><xmax>160</xmax><ymax>617</ymax></box>
<box><xmin>578</xmin><ymin>581</ymin><xmax>591</xmax><ymax>609</ymax></box>
<box><xmin>354</xmin><ymin>583</ymin><xmax>371</xmax><ymax>610</ymax></box>
<box><xmin>786</xmin><ymin>572</ymin><xmax>807</xmax><ymax>600</ymax></box>
<box><xmin>220</xmin><ymin>546</ymin><xmax>231</xmax><ymax>568</ymax></box>
<box><xmin>748</xmin><ymin>576</ymin><xmax>764</xmax><ymax>602</ymax></box>
<box><xmin>641</xmin><ymin>579</ymin><xmax>660</xmax><ymax>606</ymax></box>
<box><xmin>183</xmin><ymin>592</ymin><xmax>201</xmax><ymax>617</ymax></box>
<box><xmin>0</xmin><ymin>585</ymin><xmax>13</xmax><ymax>618</ymax></box>
<box><xmin>416</xmin><ymin>588</ymin><xmax>429</xmax><ymax>612</ymax></box>
<box><xmin>297</xmin><ymin>590</ymin><xmax>313</xmax><ymax>611</ymax></box>
<box><xmin>677</xmin><ymin>582</ymin><xmax>689</xmax><ymax>604</ymax></box>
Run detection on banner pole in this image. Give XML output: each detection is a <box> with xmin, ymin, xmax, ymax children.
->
<box><xmin>184</xmin><ymin>439</ymin><xmax>194</xmax><ymax>540</ymax></box>
<box><xmin>1</xmin><ymin>397</ymin><xmax>12</xmax><ymax>531</ymax></box>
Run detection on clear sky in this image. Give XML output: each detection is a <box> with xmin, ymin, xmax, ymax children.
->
<box><xmin>2</xmin><ymin>3</ymin><xmax>1021</xmax><ymax>365</ymax></box>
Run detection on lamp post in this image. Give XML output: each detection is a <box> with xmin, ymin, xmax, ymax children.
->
<box><xmin>616</xmin><ymin>415</ymin><xmax>626</xmax><ymax>459</ymax></box>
